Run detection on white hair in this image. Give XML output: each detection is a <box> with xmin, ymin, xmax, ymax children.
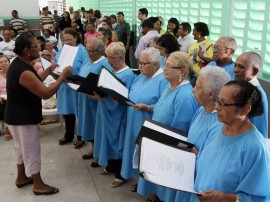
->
<box><xmin>200</xmin><ymin>66</ymin><xmax>231</xmax><ymax>99</ymax></box>
<box><xmin>141</xmin><ymin>47</ymin><xmax>161</xmax><ymax>64</ymax></box>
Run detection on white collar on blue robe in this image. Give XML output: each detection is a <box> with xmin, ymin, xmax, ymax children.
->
<box><xmin>93</xmin><ymin>56</ymin><xmax>106</xmax><ymax>64</ymax></box>
<box><xmin>249</xmin><ymin>77</ymin><xmax>260</xmax><ymax>87</ymax></box>
<box><xmin>172</xmin><ymin>80</ymin><xmax>190</xmax><ymax>89</ymax></box>
<box><xmin>114</xmin><ymin>66</ymin><xmax>129</xmax><ymax>73</ymax></box>
<box><xmin>151</xmin><ymin>68</ymin><xmax>163</xmax><ymax>78</ymax></box>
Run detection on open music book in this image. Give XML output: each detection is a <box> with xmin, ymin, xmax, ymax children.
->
<box><xmin>97</xmin><ymin>67</ymin><xmax>134</xmax><ymax>106</ymax></box>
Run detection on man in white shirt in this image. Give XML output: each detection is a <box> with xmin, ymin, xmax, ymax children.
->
<box><xmin>69</xmin><ymin>6</ymin><xmax>74</xmax><ymax>20</ymax></box>
<box><xmin>135</xmin><ymin>19</ymin><xmax>160</xmax><ymax>59</ymax></box>
<box><xmin>0</xmin><ymin>30</ymin><xmax>15</xmax><ymax>59</ymax></box>
<box><xmin>177</xmin><ymin>22</ymin><xmax>194</xmax><ymax>53</ymax></box>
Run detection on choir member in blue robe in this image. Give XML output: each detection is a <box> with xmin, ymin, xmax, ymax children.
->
<box><xmin>137</xmin><ymin>51</ymin><xmax>199</xmax><ymax>202</ymax></box>
<box><xmin>234</xmin><ymin>51</ymin><xmax>268</xmax><ymax>137</ymax></box>
<box><xmin>208</xmin><ymin>36</ymin><xmax>237</xmax><ymax>80</ymax></box>
<box><xmin>55</xmin><ymin>28</ymin><xmax>89</xmax><ymax>147</ymax></box>
<box><xmin>175</xmin><ymin>66</ymin><xmax>231</xmax><ymax>202</ymax></box>
<box><xmin>91</xmin><ymin>42</ymin><xmax>135</xmax><ymax>187</ymax></box>
<box><xmin>190</xmin><ymin>80</ymin><xmax>270</xmax><ymax>202</ymax></box>
<box><xmin>77</xmin><ymin>38</ymin><xmax>112</xmax><ymax>159</ymax></box>
<box><xmin>207</xmin><ymin>36</ymin><xmax>237</xmax><ymax>80</ymax></box>
<box><xmin>120</xmin><ymin>48</ymin><xmax>168</xmax><ymax>188</ymax></box>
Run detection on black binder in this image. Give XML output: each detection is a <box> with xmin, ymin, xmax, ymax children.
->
<box><xmin>135</xmin><ymin>119</ymin><xmax>193</xmax><ymax>150</ymax></box>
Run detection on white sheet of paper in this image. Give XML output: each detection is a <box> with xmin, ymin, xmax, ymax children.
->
<box><xmin>40</xmin><ymin>57</ymin><xmax>52</xmax><ymax>69</ymax></box>
<box><xmin>55</xmin><ymin>44</ymin><xmax>78</xmax><ymax>73</ymax></box>
<box><xmin>43</xmin><ymin>75</ymin><xmax>56</xmax><ymax>86</ymax></box>
<box><xmin>143</xmin><ymin>120</ymin><xmax>187</xmax><ymax>141</ymax></box>
<box><xmin>67</xmin><ymin>82</ymin><xmax>80</xmax><ymax>91</ymax></box>
<box><xmin>98</xmin><ymin>68</ymin><xmax>129</xmax><ymax>98</ymax></box>
<box><xmin>140</xmin><ymin>137</ymin><xmax>197</xmax><ymax>193</ymax></box>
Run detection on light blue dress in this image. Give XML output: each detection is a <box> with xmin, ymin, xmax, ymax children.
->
<box><xmin>189</xmin><ymin>122</ymin><xmax>270</xmax><ymax>202</ymax></box>
<box><xmin>77</xmin><ymin>57</ymin><xmax>112</xmax><ymax>141</ymax></box>
<box><xmin>251</xmin><ymin>85</ymin><xmax>268</xmax><ymax>138</ymax></box>
<box><xmin>137</xmin><ymin>81</ymin><xmax>199</xmax><ymax>202</ymax></box>
<box><xmin>208</xmin><ymin>61</ymin><xmax>234</xmax><ymax>80</ymax></box>
<box><xmin>54</xmin><ymin>44</ymin><xmax>89</xmax><ymax>115</ymax></box>
<box><xmin>175</xmin><ymin>106</ymin><xmax>218</xmax><ymax>202</ymax></box>
<box><xmin>94</xmin><ymin>67</ymin><xmax>135</xmax><ymax>166</ymax></box>
<box><xmin>121</xmin><ymin>70</ymin><xmax>168</xmax><ymax>180</ymax></box>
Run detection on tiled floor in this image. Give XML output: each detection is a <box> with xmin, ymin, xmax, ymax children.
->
<box><xmin>0</xmin><ymin>122</ymin><xmax>146</xmax><ymax>202</ymax></box>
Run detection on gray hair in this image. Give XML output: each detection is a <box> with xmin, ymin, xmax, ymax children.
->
<box><xmin>200</xmin><ymin>66</ymin><xmax>231</xmax><ymax>99</ymax></box>
<box><xmin>240</xmin><ymin>51</ymin><xmax>262</xmax><ymax>70</ymax></box>
<box><xmin>105</xmin><ymin>42</ymin><xmax>126</xmax><ymax>58</ymax></box>
<box><xmin>87</xmin><ymin>38</ymin><xmax>105</xmax><ymax>54</ymax></box>
<box><xmin>141</xmin><ymin>47</ymin><xmax>161</xmax><ymax>64</ymax></box>
<box><xmin>219</xmin><ymin>36</ymin><xmax>237</xmax><ymax>52</ymax></box>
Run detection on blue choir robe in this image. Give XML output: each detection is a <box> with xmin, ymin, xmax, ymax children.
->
<box><xmin>93</xmin><ymin>67</ymin><xmax>135</xmax><ymax>166</ymax></box>
<box><xmin>208</xmin><ymin>61</ymin><xmax>234</xmax><ymax>80</ymax></box>
<box><xmin>175</xmin><ymin>107</ymin><xmax>218</xmax><ymax>202</ymax></box>
<box><xmin>77</xmin><ymin>57</ymin><xmax>112</xmax><ymax>141</ymax></box>
<box><xmin>189</xmin><ymin>122</ymin><xmax>270</xmax><ymax>202</ymax></box>
<box><xmin>54</xmin><ymin>44</ymin><xmax>89</xmax><ymax>115</ymax></box>
<box><xmin>137</xmin><ymin>81</ymin><xmax>199</xmax><ymax>202</ymax></box>
<box><xmin>250</xmin><ymin>78</ymin><xmax>268</xmax><ymax>138</ymax></box>
<box><xmin>121</xmin><ymin>69</ymin><xmax>168</xmax><ymax>180</ymax></box>
<box><xmin>160</xmin><ymin>56</ymin><xmax>166</xmax><ymax>69</ymax></box>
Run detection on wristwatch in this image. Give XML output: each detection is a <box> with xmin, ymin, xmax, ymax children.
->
<box><xmin>235</xmin><ymin>194</ymin><xmax>240</xmax><ymax>202</ymax></box>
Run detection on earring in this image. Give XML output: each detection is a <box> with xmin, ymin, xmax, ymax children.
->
<box><xmin>179</xmin><ymin>75</ymin><xmax>182</xmax><ymax>82</ymax></box>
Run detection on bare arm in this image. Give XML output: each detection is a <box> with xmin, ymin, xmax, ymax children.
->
<box><xmin>19</xmin><ymin>66</ymin><xmax>72</xmax><ymax>99</ymax></box>
<box><xmin>38</xmin><ymin>63</ymin><xmax>58</xmax><ymax>81</ymax></box>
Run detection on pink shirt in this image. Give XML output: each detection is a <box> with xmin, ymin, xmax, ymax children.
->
<box><xmin>84</xmin><ymin>32</ymin><xmax>99</xmax><ymax>41</ymax></box>
<box><xmin>0</xmin><ymin>74</ymin><xmax>6</xmax><ymax>94</ymax></box>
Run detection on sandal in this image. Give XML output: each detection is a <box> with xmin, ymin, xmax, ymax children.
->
<box><xmin>90</xmin><ymin>161</ymin><xmax>100</xmax><ymax>168</ymax></box>
<box><xmin>58</xmin><ymin>138</ymin><xmax>73</xmax><ymax>145</ymax></box>
<box><xmin>111</xmin><ymin>178</ymin><xmax>126</xmax><ymax>188</ymax></box>
<box><xmin>33</xmin><ymin>186</ymin><xmax>59</xmax><ymax>195</ymax></box>
<box><xmin>4</xmin><ymin>133</ymin><xmax>12</xmax><ymax>141</ymax></box>
<box><xmin>82</xmin><ymin>153</ymin><xmax>93</xmax><ymax>160</ymax></box>
<box><xmin>98</xmin><ymin>168</ymin><xmax>114</xmax><ymax>175</ymax></box>
<box><xmin>74</xmin><ymin>141</ymin><xmax>85</xmax><ymax>149</ymax></box>
<box><xmin>130</xmin><ymin>183</ymin><xmax>138</xmax><ymax>192</ymax></box>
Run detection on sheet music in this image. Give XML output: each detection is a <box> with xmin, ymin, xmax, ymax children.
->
<box><xmin>40</xmin><ymin>57</ymin><xmax>52</xmax><ymax>69</ymax></box>
<box><xmin>140</xmin><ymin>137</ymin><xmax>197</xmax><ymax>193</ymax></box>
<box><xmin>98</xmin><ymin>68</ymin><xmax>129</xmax><ymax>98</ymax></box>
<box><xmin>55</xmin><ymin>44</ymin><xmax>78</xmax><ymax>73</ymax></box>
<box><xmin>143</xmin><ymin>120</ymin><xmax>187</xmax><ymax>141</ymax></box>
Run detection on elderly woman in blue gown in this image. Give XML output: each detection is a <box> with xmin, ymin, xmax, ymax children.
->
<box><xmin>175</xmin><ymin>66</ymin><xmax>231</xmax><ymax>202</ymax></box>
<box><xmin>92</xmin><ymin>42</ymin><xmax>135</xmax><ymax>187</ymax></box>
<box><xmin>120</xmin><ymin>47</ymin><xmax>168</xmax><ymax>189</ymax></box>
<box><xmin>190</xmin><ymin>80</ymin><xmax>270</xmax><ymax>202</ymax></box>
<box><xmin>77</xmin><ymin>38</ymin><xmax>112</xmax><ymax>159</ymax></box>
<box><xmin>55</xmin><ymin>28</ymin><xmax>89</xmax><ymax>148</ymax></box>
<box><xmin>137</xmin><ymin>51</ymin><xmax>199</xmax><ymax>202</ymax></box>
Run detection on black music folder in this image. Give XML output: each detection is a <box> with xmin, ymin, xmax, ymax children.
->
<box><xmin>97</xmin><ymin>67</ymin><xmax>135</xmax><ymax>106</ymax></box>
<box><xmin>135</xmin><ymin>119</ymin><xmax>193</xmax><ymax>149</ymax></box>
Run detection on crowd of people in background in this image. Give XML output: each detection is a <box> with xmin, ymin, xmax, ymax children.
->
<box><xmin>0</xmin><ymin>5</ymin><xmax>270</xmax><ymax>202</ymax></box>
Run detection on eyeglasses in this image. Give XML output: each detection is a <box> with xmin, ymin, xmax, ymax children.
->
<box><xmin>63</xmin><ymin>38</ymin><xmax>75</xmax><ymax>43</ymax></box>
<box><xmin>164</xmin><ymin>63</ymin><xmax>181</xmax><ymax>69</ymax></box>
<box><xmin>86</xmin><ymin>49</ymin><xmax>98</xmax><ymax>55</ymax></box>
<box><xmin>41</xmin><ymin>54</ymin><xmax>51</xmax><ymax>57</ymax></box>
<box><xmin>215</xmin><ymin>98</ymin><xmax>245</xmax><ymax>109</ymax></box>
<box><xmin>139</xmin><ymin>62</ymin><xmax>152</xmax><ymax>67</ymax></box>
<box><xmin>213</xmin><ymin>45</ymin><xmax>232</xmax><ymax>52</ymax></box>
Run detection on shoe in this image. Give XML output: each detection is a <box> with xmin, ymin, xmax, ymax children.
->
<box><xmin>130</xmin><ymin>183</ymin><xmax>137</xmax><ymax>192</ymax></box>
<box><xmin>33</xmin><ymin>186</ymin><xmax>59</xmax><ymax>195</ymax></box>
<box><xmin>16</xmin><ymin>178</ymin><xmax>33</xmax><ymax>188</ymax></box>
<box><xmin>110</xmin><ymin>178</ymin><xmax>126</xmax><ymax>188</ymax></box>
<box><xmin>74</xmin><ymin>141</ymin><xmax>85</xmax><ymax>149</ymax></box>
<box><xmin>82</xmin><ymin>153</ymin><xmax>93</xmax><ymax>160</ymax></box>
<box><xmin>58</xmin><ymin>138</ymin><xmax>73</xmax><ymax>145</ymax></box>
<box><xmin>98</xmin><ymin>168</ymin><xmax>114</xmax><ymax>175</ymax></box>
<box><xmin>90</xmin><ymin>161</ymin><xmax>100</xmax><ymax>168</ymax></box>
